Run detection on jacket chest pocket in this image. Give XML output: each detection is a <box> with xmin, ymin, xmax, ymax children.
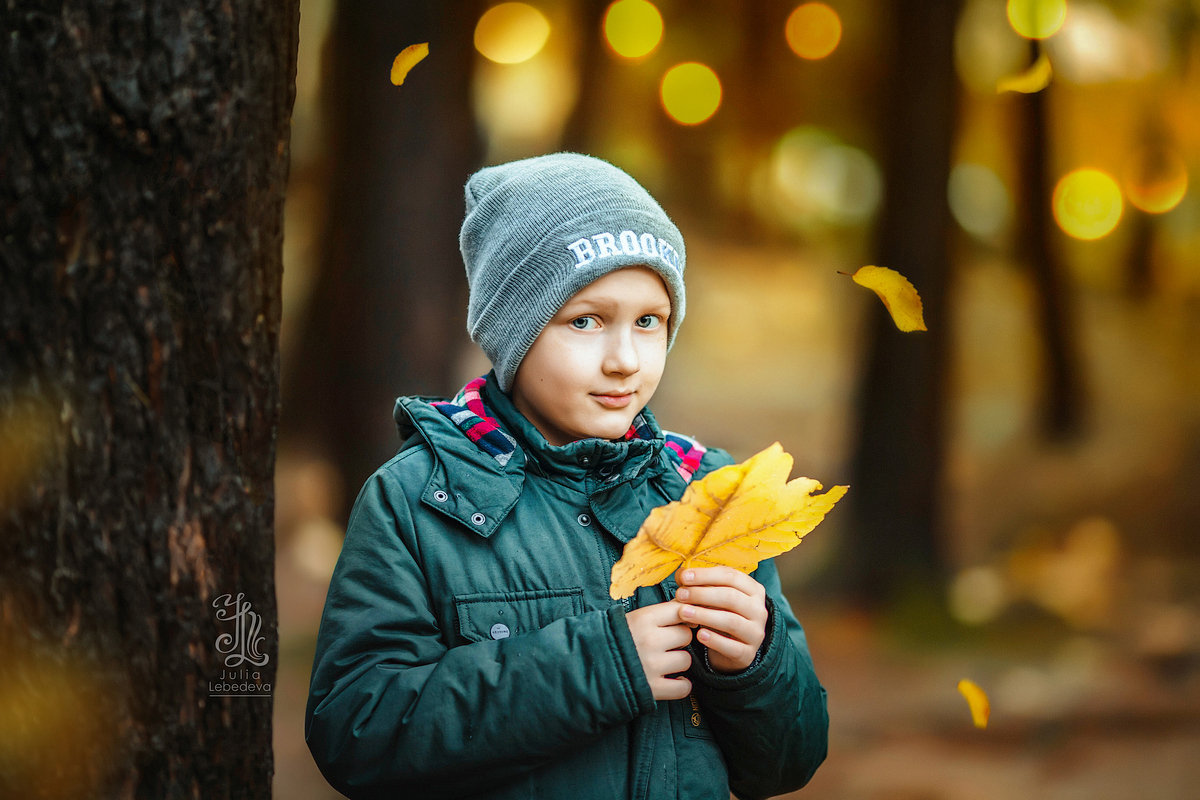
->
<box><xmin>453</xmin><ymin>588</ymin><xmax>584</xmax><ymax>644</ymax></box>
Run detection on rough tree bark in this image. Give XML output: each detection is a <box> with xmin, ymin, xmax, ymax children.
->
<box><xmin>282</xmin><ymin>0</ymin><xmax>482</xmax><ymax>516</ymax></box>
<box><xmin>0</xmin><ymin>2</ymin><xmax>298</xmax><ymax>798</ymax></box>
<box><xmin>843</xmin><ymin>0</ymin><xmax>960</xmax><ymax>606</ymax></box>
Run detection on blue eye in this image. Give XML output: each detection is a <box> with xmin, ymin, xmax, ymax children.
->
<box><xmin>636</xmin><ymin>315</ymin><xmax>662</xmax><ymax>329</ymax></box>
<box><xmin>570</xmin><ymin>316</ymin><xmax>598</xmax><ymax>330</ymax></box>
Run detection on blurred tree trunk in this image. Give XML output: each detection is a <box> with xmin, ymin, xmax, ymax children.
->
<box><xmin>283</xmin><ymin>0</ymin><xmax>483</xmax><ymax>515</ymax></box>
<box><xmin>1125</xmin><ymin>3</ymin><xmax>1197</xmax><ymax>299</ymax></box>
<box><xmin>843</xmin><ymin>0</ymin><xmax>960</xmax><ymax>606</ymax></box>
<box><xmin>1018</xmin><ymin>40</ymin><xmax>1082</xmax><ymax>438</ymax></box>
<box><xmin>654</xmin><ymin>2</ymin><xmax>721</xmax><ymax>218</ymax></box>
<box><xmin>1120</xmin><ymin>105</ymin><xmax>1167</xmax><ymax>300</ymax></box>
<box><xmin>0</xmin><ymin>2</ymin><xmax>297</xmax><ymax>798</ymax></box>
<box><xmin>561</xmin><ymin>0</ymin><xmax>608</xmax><ymax>152</ymax></box>
<box><xmin>724</xmin><ymin>0</ymin><xmax>779</xmax><ymax>237</ymax></box>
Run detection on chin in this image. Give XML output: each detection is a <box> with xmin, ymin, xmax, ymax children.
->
<box><xmin>596</xmin><ymin>418</ymin><xmax>638</xmax><ymax>441</ymax></box>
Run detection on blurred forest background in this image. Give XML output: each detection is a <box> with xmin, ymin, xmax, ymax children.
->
<box><xmin>273</xmin><ymin>0</ymin><xmax>1200</xmax><ymax>798</ymax></box>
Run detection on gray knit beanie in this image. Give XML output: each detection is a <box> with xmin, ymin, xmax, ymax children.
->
<box><xmin>460</xmin><ymin>152</ymin><xmax>686</xmax><ymax>393</ymax></box>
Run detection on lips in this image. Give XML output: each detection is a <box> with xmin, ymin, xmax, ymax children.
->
<box><xmin>592</xmin><ymin>392</ymin><xmax>634</xmax><ymax>409</ymax></box>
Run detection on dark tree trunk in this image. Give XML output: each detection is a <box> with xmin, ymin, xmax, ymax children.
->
<box><xmin>843</xmin><ymin>0</ymin><xmax>960</xmax><ymax>606</ymax></box>
<box><xmin>561</xmin><ymin>0</ymin><xmax>608</xmax><ymax>153</ymax></box>
<box><xmin>724</xmin><ymin>0</ymin><xmax>780</xmax><ymax>238</ymax></box>
<box><xmin>1124</xmin><ymin>106</ymin><xmax>1173</xmax><ymax>299</ymax></box>
<box><xmin>1017</xmin><ymin>40</ymin><xmax>1083</xmax><ymax>438</ymax></box>
<box><xmin>282</xmin><ymin>0</ymin><xmax>483</xmax><ymax>516</ymax></box>
<box><xmin>0</xmin><ymin>2</ymin><xmax>298</xmax><ymax>798</ymax></box>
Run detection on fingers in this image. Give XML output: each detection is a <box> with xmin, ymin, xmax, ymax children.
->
<box><xmin>645</xmin><ymin>646</ymin><xmax>692</xmax><ymax>677</ymax></box>
<box><xmin>655</xmin><ymin>616</ymin><xmax>698</xmax><ymax>651</ymax></box>
<box><xmin>674</xmin><ymin>567</ymin><xmax>767</xmax><ymax>629</ymax></box>
<box><xmin>675</xmin><ymin>585</ymin><xmax>766</xmax><ymax>624</ymax></box>
<box><xmin>694</xmin><ymin>627</ymin><xmax>759</xmax><ymax>669</ymax></box>
<box><xmin>677</xmin><ymin>601</ymin><xmax>763</xmax><ymax>646</ymax></box>
<box><xmin>627</xmin><ymin>601</ymin><xmax>696</xmax><ymax>648</ymax></box>
<box><xmin>673</xmin><ymin>566</ymin><xmax>768</xmax><ymax>674</ymax></box>
<box><xmin>645</xmin><ymin>597</ymin><xmax>695</xmax><ymax>625</ymax></box>
<box><xmin>625</xmin><ymin>601</ymin><xmax>696</xmax><ymax>700</ymax></box>
<box><xmin>676</xmin><ymin>566</ymin><xmax>766</xmax><ymax>599</ymax></box>
<box><xmin>653</xmin><ymin>674</ymin><xmax>693</xmax><ymax>701</ymax></box>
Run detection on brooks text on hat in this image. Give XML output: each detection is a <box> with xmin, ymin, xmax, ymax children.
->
<box><xmin>566</xmin><ymin>230</ymin><xmax>682</xmax><ymax>273</ymax></box>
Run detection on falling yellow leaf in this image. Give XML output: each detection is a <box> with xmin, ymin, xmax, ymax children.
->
<box><xmin>957</xmin><ymin>678</ymin><xmax>990</xmax><ymax>729</ymax></box>
<box><xmin>391</xmin><ymin>42</ymin><xmax>430</xmax><ymax>86</ymax></box>
<box><xmin>845</xmin><ymin>265</ymin><xmax>927</xmax><ymax>332</ymax></box>
<box><xmin>997</xmin><ymin>51</ymin><xmax>1052</xmax><ymax>93</ymax></box>
<box><xmin>609</xmin><ymin>443</ymin><xmax>847</xmax><ymax>599</ymax></box>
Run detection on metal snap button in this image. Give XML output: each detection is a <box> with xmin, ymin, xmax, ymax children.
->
<box><xmin>579</xmin><ymin>455</ymin><xmax>592</xmax><ymax>466</ymax></box>
<box><xmin>471</xmin><ymin>512</ymin><xmax>487</xmax><ymax>526</ymax></box>
<box><xmin>432</xmin><ymin>490</ymin><xmax>449</xmax><ymax>503</ymax></box>
<box><xmin>490</xmin><ymin>623</ymin><xmax>510</xmax><ymax>640</ymax></box>
<box><xmin>577</xmin><ymin>513</ymin><xmax>591</xmax><ymax>527</ymax></box>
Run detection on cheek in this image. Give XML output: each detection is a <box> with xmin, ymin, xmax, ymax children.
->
<box><xmin>552</xmin><ymin>338</ymin><xmax>603</xmax><ymax>373</ymax></box>
<box><xmin>525</xmin><ymin>336</ymin><xmax>592</xmax><ymax>391</ymax></box>
<box><xmin>642</xmin><ymin>338</ymin><xmax>668</xmax><ymax>377</ymax></box>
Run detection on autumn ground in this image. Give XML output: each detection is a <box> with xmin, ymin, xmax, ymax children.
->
<box><xmin>272</xmin><ymin>237</ymin><xmax>1200</xmax><ymax>799</ymax></box>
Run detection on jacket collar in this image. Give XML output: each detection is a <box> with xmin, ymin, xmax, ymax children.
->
<box><xmin>394</xmin><ymin>372</ymin><xmax>680</xmax><ymax>541</ymax></box>
<box><xmin>480</xmin><ymin>375</ymin><xmax>665</xmax><ymax>486</ymax></box>
<box><xmin>394</xmin><ymin>394</ymin><xmax>524</xmax><ymax>538</ymax></box>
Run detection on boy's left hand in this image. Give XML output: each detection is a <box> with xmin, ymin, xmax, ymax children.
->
<box><xmin>673</xmin><ymin>566</ymin><xmax>768</xmax><ymax>674</ymax></box>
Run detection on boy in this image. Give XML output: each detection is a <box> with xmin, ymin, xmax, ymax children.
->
<box><xmin>305</xmin><ymin>153</ymin><xmax>828</xmax><ymax>799</ymax></box>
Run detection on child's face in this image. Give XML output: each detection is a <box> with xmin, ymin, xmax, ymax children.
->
<box><xmin>511</xmin><ymin>266</ymin><xmax>671</xmax><ymax>446</ymax></box>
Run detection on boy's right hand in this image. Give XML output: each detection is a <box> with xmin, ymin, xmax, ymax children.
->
<box><xmin>625</xmin><ymin>601</ymin><xmax>693</xmax><ymax>700</ymax></box>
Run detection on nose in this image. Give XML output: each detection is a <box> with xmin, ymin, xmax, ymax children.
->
<box><xmin>602</xmin><ymin>328</ymin><xmax>640</xmax><ymax>375</ymax></box>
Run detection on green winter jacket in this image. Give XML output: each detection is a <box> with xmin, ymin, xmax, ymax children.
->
<box><xmin>305</xmin><ymin>375</ymin><xmax>828</xmax><ymax>799</ymax></box>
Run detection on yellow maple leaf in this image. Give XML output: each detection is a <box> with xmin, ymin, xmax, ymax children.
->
<box><xmin>390</xmin><ymin>42</ymin><xmax>430</xmax><ymax>86</ymax></box>
<box><xmin>845</xmin><ymin>265</ymin><xmax>927</xmax><ymax>332</ymax></box>
<box><xmin>996</xmin><ymin>51</ymin><xmax>1053</xmax><ymax>94</ymax></box>
<box><xmin>609</xmin><ymin>443</ymin><xmax>847</xmax><ymax>599</ymax></box>
<box><xmin>957</xmin><ymin>678</ymin><xmax>990</xmax><ymax>729</ymax></box>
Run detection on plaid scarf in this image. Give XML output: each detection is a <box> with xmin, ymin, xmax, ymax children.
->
<box><xmin>663</xmin><ymin>433</ymin><xmax>706</xmax><ymax>482</ymax></box>
<box><xmin>433</xmin><ymin>374</ymin><xmax>706</xmax><ymax>481</ymax></box>
<box><xmin>431</xmin><ymin>376</ymin><xmax>519</xmax><ymax>467</ymax></box>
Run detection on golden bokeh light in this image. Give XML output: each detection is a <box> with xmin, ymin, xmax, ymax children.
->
<box><xmin>474</xmin><ymin>3</ymin><xmax>551</xmax><ymax>64</ymax></box>
<box><xmin>949</xmin><ymin>163</ymin><xmax>1012</xmax><ymax>241</ymax></box>
<box><xmin>949</xmin><ymin>566</ymin><xmax>1010</xmax><ymax>625</ymax></box>
<box><xmin>0</xmin><ymin>394</ymin><xmax>60</xmax><ymax>509</ymax></box>
<box><xmin>785</xmin><ymin>3</ymin><xmax>843</xmax><ymax>60</ymax></box>
<box><xmin>660</xmin><ymin>62</ymin><xmax>722</xmax><ymax>125</ymax></box>
<box><xmin>604</xmin><ymin>0</ymin><xmax>663</xmax><ymax>59</ymax></box>
<box><xmin>1123</xmin><ymin>148</ymin><xmax>1189</xmax><ymax>215</ymax></box>
<box><xmin>474</xmin><ymin>53</ymin><xmax>576</xmax><ymax>155</ymax></box>
<box><xmin>0</xmin><ymin>651</ymin><xmax>119</xmax><ymax>798</ymax></box>
<box><xmin>1053</xmin><ymin>168</ymin><xmax>1123</xmax><ymax>240</ymax></box>
<box><xmin>1006</xmin><ymin>0</ymin><xmax>1067</xmax><ymax>40</ymax></box>
<box><xmin>955</xmin><ymin>0</ymin><xmax>1036</xmax><ymax>92</ymax></box>
<box><xmin>767</xmin><ymin>126</ymin><xmax>882</xmax><ymax>230</ymax></box>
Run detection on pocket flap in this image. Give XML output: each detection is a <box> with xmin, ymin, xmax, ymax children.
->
<box><xmin>454</xmin><ymin>588</ymin><xmax>584</xmax><ymax>643</ymax></box>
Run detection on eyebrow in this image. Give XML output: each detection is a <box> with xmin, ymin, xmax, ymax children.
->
<box><xmin>560</xmin><ymin>294</ymin><xmax>671</xmax><ymax>316</ymax></box>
